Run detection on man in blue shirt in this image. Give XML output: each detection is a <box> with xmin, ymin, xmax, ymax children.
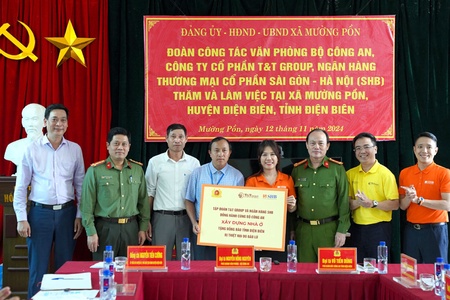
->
<box><xmin>185</xmin><ymin>137</ymin><xmax>244</xmax><ymax>260</ymax></box>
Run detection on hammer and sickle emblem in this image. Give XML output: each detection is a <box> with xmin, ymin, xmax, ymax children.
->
<box><xmin>0</xmin><ymin>21</ymin><xmax>38</xmax><ymax>62</ymax></box>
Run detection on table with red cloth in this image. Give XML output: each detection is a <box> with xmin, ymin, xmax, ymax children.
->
<box><xmin>260</xmin><ymin>263</ymin><xmax>379</xmax><ymax>300</ymax></box>
<box><xmin>139</xmin><ymin>261</ymin><xmax>260</xmax><ymax>300</ymax></box>
<box><xmin>379</xmin><ymin>264</ymin><xmax>438</xmax><ymax>300</ymax></box>
<box><xmin>56</xmin><ymin>261</ymin><xmax>438</xmax><ymax>300</ymax></box>
<box><xmin>56</xmin><ymin>261</ymin><xmax>145</xmax><ymax>300</ymax></box>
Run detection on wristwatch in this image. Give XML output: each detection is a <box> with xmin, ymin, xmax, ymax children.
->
<box><xmin>417</xmin><ymin>197</ymin><xmax>424</xmax><ymax>206</ymax></box>
<box><xmin>372</xmin><ymin>200</ymin><xmax>378</xmax><ymax>208</ymax></box>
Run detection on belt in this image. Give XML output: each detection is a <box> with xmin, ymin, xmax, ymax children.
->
<box><xmin>31</xmin><ymin>200</ymin><xmax>74</xmax><ymax>211</ymax></box>
<box><xmin>299</xmin><ymin>215</ymin><xmax>338</xmax><ymax>226</ymax></box>
<box><xmin>98</xmin><ymin>216</ymin><xmax>137</xmax><ymax>224</ymax></box>
<box><xmin>409</xmin><ymin>222</ymin><xmax>446</xmax><ymax>230</ymax></box>
<box><xmin>154</xmin><ymin>210</ymin><xmax>187</xmax><ymax>216</ymax></box>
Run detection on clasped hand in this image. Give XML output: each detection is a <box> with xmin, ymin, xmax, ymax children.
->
<box><xmin>355</xmin><ymin>190</ymin><xmax>372</xmax><ymax>208</ymax></box>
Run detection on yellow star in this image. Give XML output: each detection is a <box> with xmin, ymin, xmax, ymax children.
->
<box><xmin>45</xmin><ymin>20</ymin><xmax>95</xmax><ymax>67</ymax></box>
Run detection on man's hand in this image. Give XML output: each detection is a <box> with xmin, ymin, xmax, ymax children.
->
<box><xmin>193</xmin><ymin>222</ymin><xmax>200</xmax><ymax>235</ymax></box>
<box><xmin>87</xmin><ymin>234</ymin><xmax>99</xmax><ymax>253</ymax></box>
<box><xmin>334</xmin><ymin>232</ymin><xmax>346</xmax><ymax>247</ymax></box>
<box><xmin>146</xmin><ymin>221</ymin><xmax>153</xmax><ymax>241</ymax></box>
<box><xmin>400</xmin><ymin>185</ymin><xmax>417</xmax><ymax>202</ymax></box>
<box><xmin>138</xmin><ymin>231</ymin><xmax>146</xmax><ymax>245</ymax></box>
<box><xmin>17</xmin><ymin>221</ymin><xmax>31</xmax><ymax>238</ymax></box>
<box><xmin>73</xmin><ymin>218</ymin><xmax>82</xmax><ymax>239</ymax></box>
<box><xmin>287</xmin><ymin>195</ymin><xmax>297</xmax><ymax>212</ymax></box>
<box><xmin>0</xmin><ymin>287</ymin><xmax>19</xmax><ymax>300</ymax></box>
<box><xmin>355</xmin><ymin>190</ymin><xmax>373</xmax><ymax>208</ymax></box>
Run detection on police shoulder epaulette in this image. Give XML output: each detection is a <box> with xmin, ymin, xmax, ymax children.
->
<box><xmin>90</xmin><ymin>160</ymin><xmax>106</xmax><ymax>167</ymax></box>
<box><xmin>128</xmin><ymin>158</ymin><xmax>143</xmax><ymax>166</ymax></box>
<box><xmin>329</xmin><ymin>158</ymin><xmax>343</xmax><ymax>165</ymax></box>
<box><xmin>293</xmin><ymin>159</ymin><xmax>307</xmax><ymax>167</ymax></box>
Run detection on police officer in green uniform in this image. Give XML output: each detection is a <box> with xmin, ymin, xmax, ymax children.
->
<box><xmin>81</xmin><ymin>127</ymin><xmax>150</xmax><ymax>260</ymax></box>
<box><xmin>291</xmin><ymin>129</ymin><xmax>350</xmax><ymax>262</ymax></box>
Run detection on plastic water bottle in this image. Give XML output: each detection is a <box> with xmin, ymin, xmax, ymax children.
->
<box><xmin>103</xmin><ymin>245</ymin><xmax>114</xmax><ymax>286</ymax></box>
<box><xmin>435</xmin><ymin>257</ymin><xmax>445</xmax><ymax>296</ymax></box>
<box><xmin>104</xmin><ymin>256</ymin><xmax>114</xmax><ymax>279</ymax></box>
<box><xmin>103</xmin><ymin>245</ymin><xmax>114</xmax><ymax>262</ymax></box>
<box><xmin>441</xmin><ymin>264</ymin><xmax>450</xmax><ymax>300</ymax></box>
<box><xmin>181</xmin><ymin>237</ymin><xmax>191</xmax><ymax>270</ymax></box>
<box><xmin>377</xmin><ymin>241</ymin><xmax>388</xmax><ymax>274</ymax></box>
<box><xmin>287</xmin><ymin>240</ymin><xmax>297</xmax><ymax>273</ymax></box>
<box><xmin>100</xmin><ymin>269</ymin><xmax>111</xmax><ymax>299</ymax></box>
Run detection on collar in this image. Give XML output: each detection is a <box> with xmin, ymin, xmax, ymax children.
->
<box><xmin>306</xmin><ymin>156</ymin><xmax>330</xmax><ymax>169</ymax></box>
<box><xmin>358</xmin><ymin>160</ymin><xmax>380</xmax><ymax>173</ymax></box>
<box><xmin>209</xmin><ymin>162</ymin><xmax>228</xmax><ymax>174</ymax></box>
<box><xmin>105</xmin><ymin>156</ymin><xmax>131</xmax><ymax>170</ymax></box>
<box><xmin>255</xmin><ymin>171</ymin><xmax>280</xmax><ymax>183</ymax></box>
<box><xmin>164</xmin><ymin>150</ymin><xmax>186</xmax><ymax>162</ymax></box>
<box><xmin>414</xmin><ymin>162</ymin><xmax>436</xmax><ymax>174</ymax></box>
<box><xmin>42</xmin><ymin>134</ymin><xmax>67</xmax><ymax>148</ymax></box>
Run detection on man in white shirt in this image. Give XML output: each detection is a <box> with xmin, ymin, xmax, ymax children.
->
<box><xmin>145</xmin><ymin>124</ymin><xmax>200</xmax><ymax>260</ymax></box>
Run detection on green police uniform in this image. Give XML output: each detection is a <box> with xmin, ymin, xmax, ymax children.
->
<box><xmin>81</xmin><ymin>156</ymin><xmax>150</xmax><ymax>259</ymax></box>
<box><xmin>291</xmin><ymin>156</ymin><xmax>350</xmax><ymax>262</ymax></box>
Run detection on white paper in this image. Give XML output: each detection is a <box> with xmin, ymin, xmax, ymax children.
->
<box><xmin>32</xmin><ymin>289</ymin><xmax>98</xmax><ymax>300</ymax></box>
<box><xmin>90</xmin><ymin>262</ymin><xmax>104</xmax><ymax>268</ymax></box>
<box><xmin>40</xmin><ymin>272</ymin><xmax>92</xmax><ymax>290</ymax></box>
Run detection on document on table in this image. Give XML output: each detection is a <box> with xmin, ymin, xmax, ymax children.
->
<box><xmin>40</xmin><ymin>272</ymin><xmax>92</xmax><ymax>290</ymax></box>
<box><xmin>32</xmin><ymin>289</ymin><xmax>98</xmax><ymax>300</ymax></box>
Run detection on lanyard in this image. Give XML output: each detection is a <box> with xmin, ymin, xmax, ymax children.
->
<box><xmin>209</xmin><ymin>168</ymin><xmax>225</xmax><ymax>185</ymax></box>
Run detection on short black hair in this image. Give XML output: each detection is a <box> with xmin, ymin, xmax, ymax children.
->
<box><xmin>107</xmin><ymin>127</ymin><xmax>131</xmax><ymax>144</ymax></box>
<box><xmin>306</xmin><ymin>128</ymin><xmax>329</xmax><ymax>143</ymax></box>
<box><xmin>166</xmin><ymin>124</ymin><xmax>187</xmax><ymax>137</ymax></box>
<box><xmin>415</xmin><ymin>132</ymin><xmax>438</xmax><ymax>145</ymax></box>
<box><xmin>209</xmin><ymin>136</ymin><xmax>231</xmax><ymax>151</ymax></box>
<box><xmin>45</xmin><ymin>103</ymin><xmax>69</xmax><ymax>119</ymax></box>
<box><xmin>352</xmin><ymin>132</ymin><xmax>377</xmax><ymax>148</ymax></box>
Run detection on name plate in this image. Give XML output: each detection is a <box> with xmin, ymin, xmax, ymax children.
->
<box><xmin>127</xmin><ymin>246</ymin><xmax>166</xmax><ymax>269</ymax></box>
<box><xmin>216</xmin><ymin>245</ymin><xmax>255</xmax><ymax>269</ymax></box>
<box><xmin>318</xmin><ymin>247</ymin><xmax>357</xmax><ymax>273</ymax></box>
<box><xmin>399</xmin><ymin>253</ymin><xmax>418</xmax><ymax>287</ymax></box>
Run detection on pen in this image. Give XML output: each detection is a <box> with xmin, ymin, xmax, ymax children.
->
<box><xmin>129</xmin><ymin>175</ymin><xmax>133</xmax><ymax>183</ymax></box>
<box><xmin>52</xmin><ymin>277</ymin><xmax>83</xmax><ymax>280</ymax></box>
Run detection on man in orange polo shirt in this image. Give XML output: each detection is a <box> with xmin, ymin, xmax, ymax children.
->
<box><xmin>399</xmin><ymin>132</ymin><xmax>450</xmax><ymax>263</ymax></box>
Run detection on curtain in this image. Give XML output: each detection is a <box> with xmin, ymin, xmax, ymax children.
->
<box><xmin>0</xmin><ymin>0</ymin><xmax>111</xmax><ymax>261</ymax></box>
<box><xmin>0</xmin><ymin>0</ymin><xmax>111</xmax><ymax>176</ymax></box>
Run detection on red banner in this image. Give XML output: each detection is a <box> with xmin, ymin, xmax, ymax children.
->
<box><xmin>144</xmin><ymin>16</ymin><xmax>395</xmax><ymax>141</ymax></box>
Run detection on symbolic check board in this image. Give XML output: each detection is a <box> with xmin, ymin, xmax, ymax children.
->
<box><xmin>198</xmin><ymin>184</ymin><xmax>287</xmax><ymax>251</ymax></box>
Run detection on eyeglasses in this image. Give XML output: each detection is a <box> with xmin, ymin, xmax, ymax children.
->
<box><xmin>353</xmin><ymin>145</ymin><xmax>375</xmax><ymax>152</ymax></box>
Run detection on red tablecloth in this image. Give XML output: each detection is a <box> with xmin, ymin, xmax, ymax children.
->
<box><xmin>141</xmin><ymin>261</ymin><xmax>260</xmax><ymax>300</ymax></box>
<box><xmin>379</xmin><ymin>264</ymin><xmax>438</xmax><ymax>300</ymax></box>
<box><xmin>259</xmin><ymin>263</ymin><xmax>379</xmax><ymax>300</ymax></box>
<box><xmin>56</xmin><ymin>261</ymin><xmax>438</xmax><ymax>300</ymax></box>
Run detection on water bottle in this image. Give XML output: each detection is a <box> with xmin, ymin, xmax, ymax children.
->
<box><xmin>181</xmin><ymin>237</ymin><xmax>191</xmax><ymax>270</ymax></box>
<box><xmin>103</xmin><ymin>245</ymin><xmax>114</xmax><ymax>285</ymax></box>
<box><xmin>100</xmin><ymin>269</ymin><xmax>111</xmax><ymax>299</ymax></box>
<box><xmin>287</xmin><ymin>240</ymin><xmax>297</xmax><ymax>273</ymax></box>
<box><xmin>104</xmin><ymin>256</ymin><xmax>114</xmax><ymax>280</ymax></box>
<box><xmin>103</xmin><ymin>245</ymin><xmax>114</xmax><ymax>262</ymax></box>
<box><xmin>377</xmin><ymin>241</ymin><xmax>388</xmax><ymax>274</ymax></box>
<box><xmin>435</xmin><ymin>257</ymin><xmax>445</xmax><ymax>296</ymax></box>
<box><xmin>441</xmin><ymin>264</ymin><xmax>450</xmax><ymax>300</ymax></box>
